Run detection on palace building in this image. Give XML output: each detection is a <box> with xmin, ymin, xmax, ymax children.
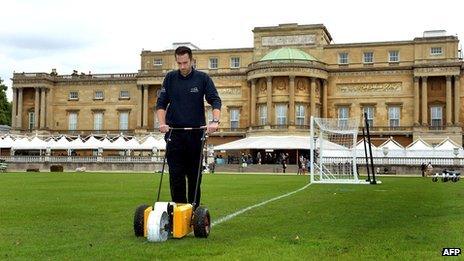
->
<box><xmin>11</xmin><ymin>23</ymin><xmax>464</xmax><ymax>146</ymax></box>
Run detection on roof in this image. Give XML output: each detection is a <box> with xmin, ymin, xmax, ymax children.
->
<box><xmin>260</xmin><ymin>48</ymin><xmax>319</xmax><ymax>62</ymax></box>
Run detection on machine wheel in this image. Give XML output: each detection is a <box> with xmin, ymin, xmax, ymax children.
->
<box><xmin>193</xmin><ymin>206</ymin><xmax>211</xmax><ymax>238</ymax></box>
<box><xmin>134</xmin><ymin>204</ymin><xmax>149</xmax><ymax>237</ymax></box>
<box><xmin>432</xmin><ymin>177</ymin><xmax>438</xmax><ymax>182</ymax></box>
<box><xmin>147</xmin><ymin>209</ymin><xmax>170</xmax><ymax>242</ymax></box>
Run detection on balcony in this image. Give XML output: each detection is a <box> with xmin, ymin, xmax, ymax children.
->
<box><xmin>360</xmin><ymin>126</ymin><xmax>413</xmax><ymax>135</ymax></box>
<box><xmin>13</xmin><ymin>72</ymin><xmax>138</xmax><ymax>82</ymax></box>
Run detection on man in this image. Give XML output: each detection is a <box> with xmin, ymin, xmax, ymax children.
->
<box><xmin>426</xmin><ymin>162</ymin><xmax>433</xmax><ymax>177</ymax></box>
<box><xmin>156</xmin><ymin>46</ymin><xmax>221</xmax><ymax>207</ymax></box>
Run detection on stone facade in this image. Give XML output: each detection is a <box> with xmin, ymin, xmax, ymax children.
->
<box><xmin>11</xmin><ymin>23</ymin><xmax>464</xmax><ymax>146</ymax></box>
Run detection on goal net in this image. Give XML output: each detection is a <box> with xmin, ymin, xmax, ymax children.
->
<box><xmin>310</xmin><ymin>116</ymin><xmax>366</xmax><ymax>184</ymax></box>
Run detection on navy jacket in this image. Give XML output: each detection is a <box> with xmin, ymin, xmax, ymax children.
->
<box><xmin>156</xmin><ymin>68</ymin><xmax>221</xmax><ymax>127</ymax></box>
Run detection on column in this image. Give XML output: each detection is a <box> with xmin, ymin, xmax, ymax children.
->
<box><xmin>17</xmin><ymin>88</ymin><xmax>23</xmax><ymax>129</ymax></box>
<box><xmin>266</xmin><ymin>77</ymin><xmax>272</xmax><ymax>125</ymax></box>
<box><xmin>11</xmin><ymin>88</ymin><xmax>17</xmax><ymax>129</ymax></box>
<box><xmin>137</xmin><ymin>86</ymin><xmax>142</xmax><ymax>128</ymax></box>
<box><xmin>421</xmin><ymin>76</ymin><xmax>428</xmax><ymax>126</ymax></box>
<box><xmin>413</xmin><ymin>77</ymin><xmax>420</xmax><ymax>125</ymax></box>
<box><xmin>446</xmin><ymin>76</ymin><xmax>452</xmax><ymax>126</ymax></box>
<box><xmin>288</xmin><ymin>76</ymin><xmax>295</xmax><ymax>125</ymax></box>
<box><xmin>250</xmin><ymin>79</ymin><xmax>256</xmax><ymax>126</ymax></box>
<box><xmin>310</xmin><ymin>78</ymin><xmax>316</xmax><ymax>117</ymax></box>
<box><xmin>322</xmin><ymin>80</ymin><xmax>328</xmax><ymax>118</ymax></box>
<box><xmin>143</xmin><ymin>85</ymin><xmax>148</xmax><ymax>128</ymax></box>
<box><xmin>40</xmin><ymin>88</ymin><xmax>46</xmax><ymax>128</ymax></box>
<box><xmin>455</xmin><ymin>76</ymin><xmax>461</xmax><ymax>125</ymax></box>
<box><xmin>34</xmin><ymin>87</ymin><xmax>40</xmax><ymax>129</ymax></box>
<box><xmin>45</xmin><ymin>88</ymin><xmax>52</xmax><ymax>129</ymax></box>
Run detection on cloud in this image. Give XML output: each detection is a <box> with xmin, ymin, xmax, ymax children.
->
<box><xmin>0</xmin><ymin>33</ymin><xmax>92</xmax><ymax>51</ymax></box>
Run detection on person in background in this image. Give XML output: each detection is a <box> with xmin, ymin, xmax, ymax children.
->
<box><xmin>426</xmin><ymin>162</ymin><xmax>433</xmax><ymax>176</ymax></box>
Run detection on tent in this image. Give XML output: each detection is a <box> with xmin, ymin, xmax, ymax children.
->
<box><xmin>47</xmin><ymin>136</ymin><xmax>71</xmax><ymax>150</ymax></box>
<box><xmin>214</xmin><ymin>136</ymin><xmax>311</xmax><ymax>150</ymax></box>
<box><xmin>139</xmin><ymin>136</ymin><xmax>159</xmax><ymax>150</ymax></box>
<box><xmin>434</xmin><ymin>138</ymin><xmax>463</xmax><ymax>157</ymax></box>
<box><xmin>405</xmin><ymin>138</ymin><xmax>435</xmax><ymax>157</ymax></box>
<box><xmin>13</xmin><ymin>137</ymin><xmax>48</xmax><ymax>150</ymax></box>
<box><xmin>0</xmin><ymin>135</ymin><xmax>15</xmax><ymax>148</ymax></box>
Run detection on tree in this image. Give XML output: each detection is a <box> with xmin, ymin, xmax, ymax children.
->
<box><xmin>0</xmin><ymin>77</ymin><xmax>12</xmax><ymax>126</ymax></box>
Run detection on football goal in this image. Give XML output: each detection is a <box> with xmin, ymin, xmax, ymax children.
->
<box><xmin>310</xmin><ymin>116</ymin><xmax>368</xmax><ymax>184</ymax></box>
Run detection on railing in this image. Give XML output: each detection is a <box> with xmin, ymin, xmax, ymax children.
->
<box><xmin>138</xmin><ymin>69</ymin><xmax>170</xmax><ymax>76</ymax></box>
<box><xmin>321</xmin><ymin>157</ymin><xmax>464</xmax><ymax>166</ymax></box>
<box><xmin>13</xmin><ymin>72</ymin><xmax>138</xmax><ymax>80</ymax></box>
<box><xmin>360</xmin><ymin>126</ymin><xmax>413</xmax><ymax>132</ymax></box>
<box><xmin>270</xmin><ymin>125</ymin><xmax>289</xmax><ymax>129</ymax></box>
<box><xmin>47</xmin><ymin>130</ymin><xmax>138</xmax><ymax>136</ymax></box>
<box><xmin>249</xmin><ymin>124</ymin><xmax>310</xmax><ymax>130</ymax></box>
<box><xmin>0</xmin><ymin>156</ymin><xmax>164</xmax><ymax>163</ymax></box>
<box><xmin>429</xmin><ymin>125</ymin><xmax>446</xmax><ymax>131</ymax></box>
<box><xmin>295</xmin><ymin>125</ymin><xmax>311</xmax><ymax>130</ymax></box>
<box><xmin>248</xmin><ymin>59</ymin><xmax>327</xmax><ymax>71</ymax></box>
<box><xmin>217</xmin><ymin>127</ymin><xmax>247</xmax><ymax>132</ymax></box>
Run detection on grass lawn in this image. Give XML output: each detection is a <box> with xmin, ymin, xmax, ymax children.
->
<box><xmin>0</xmin><ymin>172</ymin><xmax>463</xmax><ymax>260</ymax></box>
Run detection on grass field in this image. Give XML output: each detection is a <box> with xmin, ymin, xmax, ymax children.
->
<box><xmin>1</xmin><ymin>172</ymin><xmax>463</xmax><ymax>260</ymax></box>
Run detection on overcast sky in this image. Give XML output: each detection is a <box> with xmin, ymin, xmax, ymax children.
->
<box><xmin>1</xmin><ymin>0</ymin><xmax>463</xmax><ymax>101</ymax></box>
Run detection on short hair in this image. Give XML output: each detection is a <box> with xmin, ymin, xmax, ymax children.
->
<box><xmin>174</xmin><ymin>46</ymin><xmax>192</xmax><ymax>60</ymax></box>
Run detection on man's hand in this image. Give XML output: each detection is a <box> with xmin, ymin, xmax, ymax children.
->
<box><xmin>159</xmin><ymin>124</ymin><xmax>170</xmax><ymax>133</ymax></box>
<box><xmin>207</xmin><ymin>122</ymin><xmax>219</xmax><ymax>134</ymax></box>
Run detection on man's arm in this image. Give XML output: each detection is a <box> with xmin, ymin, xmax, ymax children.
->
<box><xmin>207</xmin><ymin>108</ymin><xmax>221</xmax><ymax>134</ymax></box>
<box><xmin>204</xmin><ymin>75</ymin><xmax>221</xmax><ymax>134</ymax></box>
<box><xmin>155</xmin><ymin>74</ymin><xmax>171</xmax><ymax>133</ymax></box>
<box><xmin>156</xmin><ymin>109</ymin><xmax>169</xmax><ymax>133</ymax></box>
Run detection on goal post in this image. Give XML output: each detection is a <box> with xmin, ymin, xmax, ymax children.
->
<box><xmin>310</xmin><ymin>116</ymin><xmax>368</xmax><ymax>184</ymax></box>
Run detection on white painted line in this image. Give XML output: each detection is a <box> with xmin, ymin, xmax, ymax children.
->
<box><xmin>211</xmin><ymin>183</ymin><xmax>312</xmax><ymax>227</ymax></box>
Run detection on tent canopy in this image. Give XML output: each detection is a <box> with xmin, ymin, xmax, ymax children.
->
<box><xmin>214</xmin><ymin>136</ymin><xmax>311</xmax><ymax>150</ymax></box>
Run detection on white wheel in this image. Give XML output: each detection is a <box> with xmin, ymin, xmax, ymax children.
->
<box><xmin>147</xmin><ymin>209</ymin><xmax>170</xmax><ymax>242</ymax></box>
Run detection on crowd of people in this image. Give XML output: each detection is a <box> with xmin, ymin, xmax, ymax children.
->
<box><xmin>214</xmin><ymin>151</ymin><xmax>312</xmax><ymax>175</ymax></box>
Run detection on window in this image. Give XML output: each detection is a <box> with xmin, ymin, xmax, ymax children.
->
<box><xmin>259</xmin><ymin>104</ymin><xmax>267</xmax><ymax>125</ymax></box>
<box><xmin>389</xmin><ymin>51</ymin><xmax>399</xmax><ymax>62</ymax></box>
<box><xmin>275</xmin><ymin>104</ymin><xmax>287</xmax><ymax>125</ymax></box>
<box><xmin>363</xmin><ymin>106</ymin><xmax>374</xmax><ymax>127</ymax></box>
<box><xmin>154</xmin><ymin>58</ymin><xmax>163</xmax><ymax>66</ymax></box>
<box><xmin>338</xmin><ymin>52</ymin><xmax>348</xmax><ymax>64</ymax></box>
<box><xmin>230</xmin><ymin>57</ymin><xmax>240</xmax><ymax>68</ymax></box>
<box><xmin>230</xmin><ymin>108</ymin><xmax>240</xmax><ymax>130</ymax></box>
<box><xmin>119</xmin><ymin>112</ymin><xmax>129</xmax><ymax>130</ymax></box>
<box><xmin>338</xmin><ymin>106</ymin><xmax>349</xmax><ymax>127</ymax></box>
<box><xmin>94</xmin><ymin>112</ymin><xmax>103</xmax><ymax>131</ymax></box>
<box><xmin>209</xmin><ymin>58</ymin><xmax>218</xmax><ymax>69</ymax></box>
<box><xmin>430</xmin><ymin>47</ymin><xmax>443</xmax><ymax>55</ymax></box>
<box><xmin>28</xmin><ymin>112</ymin><xmax>35</xmax><ymax>130</ymax></box>
<box><xmin>68</xmin><ymin>112</ymin><xmax>77</xmax><ymax>131</ymax></box>
<box><xmin>388</xmin><ymin>106</ymin><xmax>400</xmax><ymax>127</ymax></box>
<box><xmin>295</xmin><ymin>104</ymin><xmax>305</xmax><ymax>125</ymax></box>
<box><xmin>430</xmin><ymin>106</ymin><xmax>442</xmax><ymax>128</ymax></box>
<box><xmin>363</xmin><ymin>52</ymin><xmax>373</xmax><ymax>64</ymax></box>
<box><xmin>120</xmin><ymin>90</ymin><xmax>130</xmax><ymax>99</ymax></box>
<box><xmin>94</xmin><ymin>91</ymin><xmax>104</xmax><ymax>100</ymax></box>
<box><xmin>69</xmin><ymin>91</ymin><xmax>78</xmax><ymax>100</ymax></box>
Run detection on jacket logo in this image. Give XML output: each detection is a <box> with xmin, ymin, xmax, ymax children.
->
<box><xmin>190</xmin><ymin>87</ymin><xmax>199</xmax><ymax>93</ymax></box>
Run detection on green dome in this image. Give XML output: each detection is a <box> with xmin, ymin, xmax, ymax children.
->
<box><xmin>260</xmin><ymin>48</ymin><xmax>318</xmax><ymax>62</ymax></box>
